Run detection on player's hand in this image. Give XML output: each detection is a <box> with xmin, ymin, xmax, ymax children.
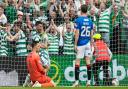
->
<box><xmin>41</xmin><ymin>43</ymin><xmax>46</xmax><ymax>48</ymax></box>
<box><xmin>44</xmin><ymin>69</ymin><xmax>48</xmax><ymax>73</ymax></box>
<box><xmin>91</xmin><ymin>39</ymin><xmax>94</xmax><ymax>47</ymax></box>
<box><xmin>27</xmin><ymin>45</ymin><xmax>32</xmax><ymax>50</ymax></box>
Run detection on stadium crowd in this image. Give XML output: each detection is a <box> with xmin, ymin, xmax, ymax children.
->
<box><xmin>0</xmin><ymin>0</ymin><xmax>128</xmax><ymax>56</ymax></box>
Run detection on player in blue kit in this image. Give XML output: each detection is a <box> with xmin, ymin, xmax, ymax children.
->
<box><xmin>73</xmin><ymin>4</ymin><xmax>94</xmax><ymax>87</ymax></box>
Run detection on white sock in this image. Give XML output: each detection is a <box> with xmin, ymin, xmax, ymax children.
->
<box><xmin>23</xmin><ymin>74</ymin><xmax>30</xmax><ymax>87</ymax></box>
<box><xmin>75</xmin><ymin>80</ymin><xmax>79</xmax><ymax>84</ymax></box>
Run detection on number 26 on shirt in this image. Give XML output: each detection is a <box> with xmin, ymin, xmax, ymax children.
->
<box><xmin>81</xmin><ymin>26</ymin><xmax>90</xmax><ymax>37</ymax></box>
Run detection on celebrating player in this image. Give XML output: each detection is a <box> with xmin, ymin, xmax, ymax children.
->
<box><xmin>26</xmin><ymin>38</ymin><xmax>55</xmax><ymax>87</ymax></box>
<box><xmin>73</xmin><ymin>4</ymin><xmax>94</xmax><ymax>87</ymax></box>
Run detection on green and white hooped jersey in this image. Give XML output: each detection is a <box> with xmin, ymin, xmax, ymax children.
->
<box><xmin>63</xmin><ymin>32</ymin><xmax>75</xmax><ymax>55</ymax></box>
<box><xmin>39</xmin><ymin>48</ymin><xmax>50</xmax><ymax>67</ymax></box>
<box><xmin>31</xmin><ymin>30</ymin><xmax>50</xmax><ymax>67</ymax></box>
<box><xmin>98</xmin><ymin>6</ymin><xmax>112</xmax><ymax>32</ymax></box>
<box><xmin>0</xmin><ymin>30</ymin><xmax>8</xmax><ymax>56</ymax></box>
<box><xmin>16</xmin><ymin>30</ymin><xmax>28</xmax><ymax>56</ymax></box>
<box><xmin>48</xmin><ymin>33</ymin><xmax>59</xmax><ymax>55</ymax></box>
<box><xmin>40</xmin><ymin>32</ymin><xmax>50</xmax><ymax>67</ymax></box>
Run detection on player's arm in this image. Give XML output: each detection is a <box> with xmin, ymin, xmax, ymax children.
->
<box><xmin>41</xmin><ymin>34</ymin><xmax>49</xmax><ymax>49</ymax></box>
<box><xmin>107</xmin><ymin>47</ymin><xmax>112</xmax><ymax>59</ymax></box>
<box><xmin>6</xmin><ymin>26</ymin><xmax>20</xmax><ymax>41</ymax></box>
<box><xmin>90</xmin><ymin>19</ymin><xmax>94</xmax><ymax>46</ymax></box>
<box><xmin>89</xmin><ymin>0</ymin><xmax>99</xmax><ymax>16</ymax></box>
<box><xmin>74</xmin><ymin>19</ymin><xmax>79</xmax><ymax>52</ymax></box>
<box><xmin>122</xmin><ymin>9</ymin><xmax>128</xmax><ymax>18</ymax></box>
<box><xmin>74</xmin><ymin>29</ymin><xmax>79</xmax><ymax>51</ymax></box>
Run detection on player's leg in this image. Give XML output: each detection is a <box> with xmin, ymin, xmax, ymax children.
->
<box><xmin>73</xmin><ymin>59</ymin><xmax>80</xmax><ymax>87</ymax></box>
<box><xmin>23</xmin><ymin>74</ymin><xmax>32</xmax><ymax>87</ymax></box>
<box><xmin>102</xmin><ymin>60</ymin><xmax>110</xmax><ymax>86</ymax></box>
<box><xmin>84</xmin><ymin>43</ymin><xmax>92</xmax><ymax>86</ymax></box>
<box><xmin>42</xmin><ymin>80</ymin><xmax>56</xmax><ymax>87</ymax></box>
<box><xmin>73</xmin><ymin>45</ymin><xmax>85</xmax><ymax>87</ymax></box>
<box><xmin>92</xmin><ymin>61</ymin><xmax>101</xmax><ymax>86</ymax></box>
<box><xmin>85</xmin><ymin>56</ymin><xmax>91</xmax><ymax>86</ymax></box>
<box><xmin>33</xmin><ymin>80</ymin><xmax>56</xmax><ymax>87</ymax></box>
<box><xmin>33</xmin><ymin>75</ymin><xmax>56</xmax><ymax>87</ymax></box>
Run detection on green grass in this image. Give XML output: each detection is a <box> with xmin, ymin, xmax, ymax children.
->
<box><xmin>0</xmin><ymin>86</ymin><xmax>128</xmax><ymax>89</ymax></box>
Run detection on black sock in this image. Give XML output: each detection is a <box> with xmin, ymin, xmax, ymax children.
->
<box><xmin>75</xmin><ymin>65</ymin><xmax>80</xmax><ymax>81</ymax></box>
<box><xmin>87</xmin><ymin>64</ymin><xmax>91</xmax><ymax>80</ymax></box>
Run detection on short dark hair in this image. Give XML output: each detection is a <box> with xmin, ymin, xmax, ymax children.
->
<box><xmin>14</xmin><ymin>21</ymin><xmax>22</xmax><ymax>27</ymax></box>
<box><xmin>35</xmin><ymin>21</ymin><xmax>46</xmax><ymax>29</ymax></box>
<box><xmin>81</xmin><ymin>4</ymin><xmax>88</xmax><ymax>13</ymax></box>
<box><xmin>31</xmin><ymin>40</ymin><xmax>40</xmax><ymax>48</ymax></box>
<box><xmin>35</xmin><ymin>21</ymin><xmax>42</xmax><ymax>26</ymax></box>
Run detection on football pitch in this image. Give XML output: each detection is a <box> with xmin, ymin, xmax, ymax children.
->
<box><xmin>0</xmin><ymin>86</ymin><xmax>128</xmax><ymax>89</ymax></box>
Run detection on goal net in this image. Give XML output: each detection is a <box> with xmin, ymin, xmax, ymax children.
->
<box><xmin>0</xmin><ymin>0</ymin><xmax>128</xmax><ymax>87</ymax></box>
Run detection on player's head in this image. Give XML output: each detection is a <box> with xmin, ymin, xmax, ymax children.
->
<box><xmin>31</xmin><ymin>37</ymin><xmax>41</xmax><ymax>52</ymax></box>
<box><xmin>35</xmin><ymin>21</ymin><xmax>45</xmax><ymax>33</ymax></box>
<box><xmin>81</xmin><ymin>4</ymin><xmax>88</xmax><ymax>14</ymax></box>
<box><xmin>93</xmin><ymin>33</ymin><xmax>101</xmax><ymax>40</ymax></box>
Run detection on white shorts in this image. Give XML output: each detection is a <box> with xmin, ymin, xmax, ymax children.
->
<box><xmin>76</xmin><ymin>42</ymin><xmax>92</xmax><ymax>59</ymax></box>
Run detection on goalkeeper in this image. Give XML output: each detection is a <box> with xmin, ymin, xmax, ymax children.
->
<box><xmin>92</xmin><ymin>33</ymin><xmax>112</xmax><ymax>86</ymax></box>
<box><xmin>23</xmin><ymin>21</ymin><xmax>51</xmax><ymax>87</ymax></box>
<box><xmin>26</xmin><ymin>38</ymin><xmax>55</xmax><ymax>87</ymax></box>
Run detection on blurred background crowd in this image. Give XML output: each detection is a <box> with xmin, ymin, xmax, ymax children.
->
<box><xmin>0</xmin><ymin>0</ymin><xmax>128</xmax><ymax>56</ymax></box>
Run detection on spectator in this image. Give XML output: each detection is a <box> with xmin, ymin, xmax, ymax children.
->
<box><xmin>59</xmin><ymin>12</ymin><xmax>74</xmax><ymax>29</ymax></box>
<box><xmin>14</xmin><ymin>11</ymin><xmax>30</xmax><ymax>35</ymax></box>
<box><xmin>74</xmin><ymin>0</ymin><xmax>83</xmax><ymax>15</ymax></box>
<box><xmin>58</xmin><ymin>12</ymin><xmax>75</xmax><ymax>55</ymax></box>
<box><xmin>33</xmin><ymin>0</ymin><xmax>40</xmax><ymax>12</ymax></box>
<box><xmin>32</xmin><ymin>6</ymin><xmax>48</xmax><ymax>25</ymax></box>
<box><xmin>0</xmin><ymin>23</ymin><xmax>19</xmax><ymax>56</ymax></box>
<box><xmin>39</xmin><ymin>0</ymin><xmax>48</xmax><ymax>11</ymax></box>
<box><xmin>46</xmin><ymin>19</ymin><xmax>60</xmax><ymax>55</ymax></box>
<box><xmin>122</xmin><ymin>0</ymin><xmax>128</xmax><ymax>53</ymax></box>
<box><xmin>62</xmin><ymin>22</ymin><xmax>74</xmax><ymax>55</ymax></box>
<box><xmin>69</xmin><ymin>7</ymin><xmax>77</xmax><ymax>21</ymax></box>
<box><xmin>13</xmin><ymin>21</ymin><xmax>28</xmax><ymax>56</ymax></box>
<box><xmin>66</xmin><ymin>0</ymin><xmax>77</xmax><ymax>13</ymax></box>
<box><xmin>0</xmin><ymin>5</ymin><xmax>7</xmax><ymax>25</ymax></box>
<box><xmin>91</xmin><ymin>0</ymin><xmax>115</xmax><ymax>46</ymax></box>
<box><xmin>16</xmin><ymin>0</ymin><xmax>23</xmax><ymax>11</ymax></box>
<box><xmin>48</xmin><ymin>0</ymin><xmax>65</xmax><ymax>25</ymax></box>
<box><xmin>5</xmin><ymin>0</ymin><xmax>17</xmax><ymax>24</ymax></box>
<box><xmin>58</xmin><ymin>0</ymin><xmax>67</xmax><ymax>15</ymax></box>
<box><xmin>110</xmin><ymin>4</ymin><xmax>122</xmax><ymax>54</ymax></box>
